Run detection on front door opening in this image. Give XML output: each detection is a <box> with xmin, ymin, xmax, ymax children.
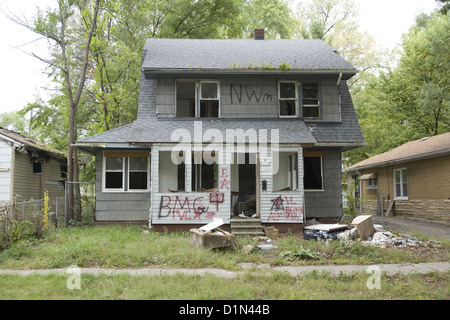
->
<box><xmin>231</xmin><ymin>153</ymin><xmax>257</xmax><ymax>217</ymax></box>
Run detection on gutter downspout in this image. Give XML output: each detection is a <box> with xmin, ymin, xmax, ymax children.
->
<box><xmin>337</xmin><ymin>72</ymin><xmax>342</xmax><ymax>85</ymax></box>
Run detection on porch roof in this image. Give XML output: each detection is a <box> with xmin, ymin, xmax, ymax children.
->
<box><xmin>76</xmin><ymin>118</ymin><xmax>317</xmax><ymax>146</ymax></box>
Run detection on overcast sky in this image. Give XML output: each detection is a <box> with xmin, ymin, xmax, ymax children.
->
<box><xmin>0</xmin><ymin>0</ymin><xmax>440</xmax><ymax>114</ymax></box>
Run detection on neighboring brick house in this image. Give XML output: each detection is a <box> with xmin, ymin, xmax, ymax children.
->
<box><xmin>345</xmin><ymin>132</ymin><xmax>450</xmax><ymax>222</ymax></box>
<box><xmin>0</xmin><ymin>127</ymin><xmax>67</xmax><ymax>205</ymax></box>
<box><xmin>75</xmin><ymin>30</ymin><xmax>365</xmax><ymax>232</ymax></box>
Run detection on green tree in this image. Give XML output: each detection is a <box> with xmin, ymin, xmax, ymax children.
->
<box><xmin>382</xmin><ymin>12</ymin><xmax>449</xmax><ymax>137</ymax></box>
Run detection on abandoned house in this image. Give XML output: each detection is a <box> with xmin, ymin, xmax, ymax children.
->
<box><xmin>345</xmin><ymin>132</ymin><xmax>450</xmax><ymax>222</ymax></box>
<box><xmin>0</xmin><ymin>127</ymin><xmax>67</xmax><ymax>205</ymax></box>
<box><xmin>75</xmin><ymin>29</ymin><xmax>365</xmax><ymax>233</ymax></box>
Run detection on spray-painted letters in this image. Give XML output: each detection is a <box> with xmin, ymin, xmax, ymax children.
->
<box><xmin>267</xmin><ymin>195</ymin><xmax>303</xmax><ymax>222</ymax></box>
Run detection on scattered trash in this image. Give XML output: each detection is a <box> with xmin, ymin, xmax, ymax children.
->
<box><xmin>301</xmin><ymin>216</ymin><xmax>432</xmax><ymax>250</ymax></box>
<box><xmin>304</xmin><ymin>224</ymin><xmax>349</xmax><ymax>241</ymax></box>
<box><xmin>351</xmin><ymin>215</ymin><xmax>376</xmax><ymax>240</ymax></box>
<box><xmin>264</xmin><ymin>226</ymin><xmax>279</xmax><ymax>240</ymax></box>
<box><xmin>257</xmin><ymin>244</ymin><xmax>278</xmax><ymax>250</ymax></box>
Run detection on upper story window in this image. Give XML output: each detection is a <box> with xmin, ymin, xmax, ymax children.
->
<box><xmin>302</xmin><ymin>83</ymin><xmax>320</xmax><ymax>118</ymax></box>
<box><xmin>176</xmin><ymin>80</ymin><xmax>220</xmax><ymax>118</ymax></box>
<box><xmin>278</xmin><ymin>81</ymin><xmax>297</xmax><ymax>117</ymax></box>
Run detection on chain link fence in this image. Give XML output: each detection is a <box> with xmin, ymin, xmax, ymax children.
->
<box><xmin>0</xmin><ymin>182</ymin><xmax>95</xmax><ymax>247</ymax></box>
<box><xmin>0</xmin><ymin>197</ymin><xmax>65</xmax><ymax>245</ymax></box>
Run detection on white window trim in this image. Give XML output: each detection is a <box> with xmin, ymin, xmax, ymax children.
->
<box><xmin>127</xmin><ymin>156</ymin><xmax>151</xmax><ymax>193</ymax></box>
<box><xmin>103</xmin><ymin>156</ymin><xmax>125</xmax><ymax>192</ymax></box>
<box><xmin>175</xmin><ymin>80</ymin><xmax>221</xmax><ymax>118</ymax></box>
<box><xmin>103</xmin><ymin>152</ymin><xmax>150</xmax><ymax>193</ymax></box>
<box><xmin>199</xmin><ymin>80</ymin><xmax>221</xmax><ymax>118</ymax></box>
<box><xmin>301</xmin><ymin>82</ymin><xmax>321</xmax><ymax>118</ymax></box>
<box><xmin>367</xmin><ymin>178</ymin><xmax>378</xmax><ymax>190</ymax></box>
<box><xmin>393</xmin><ymin>168</ymin><xmax>408</xmax><ymax>200</ymax></box>
<box><xmin>278</xmin><ymin>81</ymin><xmax>298</xmax><ymax>118</ymax></box>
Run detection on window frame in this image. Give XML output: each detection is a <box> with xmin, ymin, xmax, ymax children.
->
<box><xmin>303</xmin><ymin>154</ymin><xmax>324</xmax><ymax>191</ymax></box>
<box><xmin>175</xmin><ymin>79</ymin><xmax>220</xmax><ymax>118</ymax></box>
<box><xmin>128</xmin><ymin>156</ymin><xmax>151</xmax><ymax>191</ymax></box>
<box><xmin>103</xmin><ymin>151</ymin><xmax>150</xmax><ymax>193</ymax></box>
<box><xmin>301</xmin><ymin>82</ymin><xmax>321</xmax><ymax>119</ymax></box>
<box><xmin>278</xmin><ymin>81</ymin><xmax>298</xmax><ymax>118</ymax></box>
<box><xmin>367</xmin><ymin>178</ymin><xmax>378</xmax><ymax>190</ymax></box>
<box><xmin>393</xmin><ymin>168</ymin><xmax>408</xmax><ymax>200</ymax></box>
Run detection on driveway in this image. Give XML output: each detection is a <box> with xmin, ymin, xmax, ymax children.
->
<box><xmin>372</xmin><ymin>215</ymin><xmax>450</xmax><ymax>239</ymax></box>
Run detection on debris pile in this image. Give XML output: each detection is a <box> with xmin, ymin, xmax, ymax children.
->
<box><xmin>303</xmin><ymin>215</ymin><xmax>427</xmax><ymax>248</ymax></box>
<box><xmin>190</xmin><ymin>218</ymin><xmax>236</xmax><ymax>250</ymax></box>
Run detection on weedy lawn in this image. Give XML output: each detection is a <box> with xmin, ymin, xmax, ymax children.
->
<box><xmin>0</xmin><ymin>225</ymin><xmax>448</xmax><ymax>300</ymax></box>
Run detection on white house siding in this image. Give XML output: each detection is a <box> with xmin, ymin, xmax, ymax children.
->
<box><xmin>150</xmin><ymin>145</ymin><xmax>232</xmax><ymax>225</ymax></box>
<box><xmin>260</xmin><ymin>148</ymin><xmax>304</xmax><ymax>224</ymax></box>
<box><xmin>0</xmin><ymin>139</ymin><xmax>12</xmax><ymax>203</ymax></box>
<box><xmin>150</xmin><ymin>145</ymin><xmax>304</xmax><ymax>225</ymax></box>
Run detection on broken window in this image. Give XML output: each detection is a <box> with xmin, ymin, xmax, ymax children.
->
<box><xmin>33</xmin><ymin>161</ymin><xmax>42</xmax><ymax>174</ymax></box>
<box><xmin>176</xmin><ymin>80</ymin><xmax>219</xmax><ymax>118</ymax></box>
<box><xmin>176</xmin><ymin>80</ymin><xmax>196</xmax><ymax>117</ymax></box>
<box><xmin>304</xmin><ymin>155</ymin><xmax>323</xmax><ymax>190</ymax></box>
<box><xmin>302</xmin><ymin>83</ymin><xmax>320</xmax><ymax>118</ymax></box>
<box><xmin>200</xmin><ymin>81</ymin><xmax>219</xmax><ymax>117</ymax></box>
<box><xmin>159</xmin><ymin>151</ymin><xmax>185</xmax><ymax>192</ymax></box>
<box><xmin>192</xmin><ymin>151</ymin><xmax>218</xmax><ymax>191</ymax></box>
<box><xmin>272</xmin><ymin>152</ymin><xmax>298</xmax><ymax>192</ymax></box>
<box><xmin>279</xmin><ymin>81</ymin><xmax>297</xmax><ymax>117</ymax></box>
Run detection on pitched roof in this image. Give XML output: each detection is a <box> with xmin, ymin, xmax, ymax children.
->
<box><xmin>0</xmin><ymin>126</ymin><xmax>66</xmax><ymax>160</ymax></box>
<box><xmin>346</xmin><ymin>132</ymin><xmax>450</xmax><ymax>171</ymax></box>
<box><xmin>142</xmin><ymin>39</ymin><xmax>356</xmax><ymax>78</ymax></box>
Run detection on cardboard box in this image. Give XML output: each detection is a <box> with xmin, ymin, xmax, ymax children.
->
<box><xmin>189</xmin><ymin>228</ymin><xmax>236</xmax><ymax>250</ymax></box>
<box><xmin>351</xmin><ymin>215</ymin><xmax>376</xmax><ymax>240</ymax></box>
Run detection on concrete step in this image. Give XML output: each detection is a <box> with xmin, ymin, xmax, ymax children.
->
<box><xmin>230</xmin><ymin>218</ymin><xmax>265</xmax><ymax>236</ymax></box>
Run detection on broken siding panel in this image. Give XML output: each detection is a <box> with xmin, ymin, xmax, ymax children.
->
<box><xmin>0</xmin><ymin>139</ymin><xmax>12</xmax><ymax>202</ymax></box>
<box><xmin>260</xmin><ymin>148</ymin><xmax>304</xmax><ymax>224</ymax></box>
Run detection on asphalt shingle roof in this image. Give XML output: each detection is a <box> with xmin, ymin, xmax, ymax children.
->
<box><xmin>142</xmin><ymin>39</ymin><xmax>356</xmax><ymax>75</ymax></box>
<box><xmin>346</xmin><ymin>132</ymin><xmax>450</xmax><ymax>171</ymax></box>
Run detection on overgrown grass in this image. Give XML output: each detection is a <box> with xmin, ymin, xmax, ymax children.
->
<box><xmin>0</xmin><ymin>225</ymin><xmax>448</xmax><ymax>270</ymax></box>
<box><xmin>0</xmin><ymin>271</ymin><xmax>448</xmax><ymax>300</ymax></box>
